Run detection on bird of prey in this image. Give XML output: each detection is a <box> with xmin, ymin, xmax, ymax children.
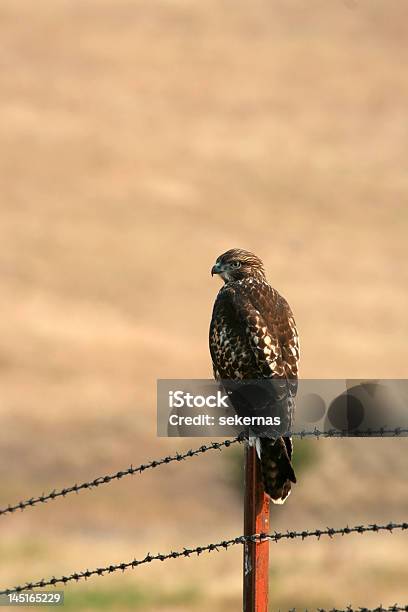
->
<box><xmin>209</xmin><ymin>248</ymin><xmax>299</xmax><ymax>504</ymax></box>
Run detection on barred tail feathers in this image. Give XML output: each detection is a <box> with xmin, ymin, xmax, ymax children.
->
<box><xmin>260</xmin><ymin>437</ymin><xmax>296</xmax><ymax>505</ymax></box>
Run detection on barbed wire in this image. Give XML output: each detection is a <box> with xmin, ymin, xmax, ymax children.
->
<box><xmin>288</xmin><ymin>606</ymin><xmax>408</xmax><ymax>612</ymax></box>
<box><xmin>1</xmin><ymin>521</ymin><xmax>406</xmax><ymax>595</ymax></box>
<box><xmin>0</xmin><ymin>437</ymin><xmax>243</xmax><ymax>518</ymax></box>
<box><xmin>1</xmin><ymin>427</ymin><xmax>407</xmax><ymax>519</ymax></box>
<box><xmin>291</xmin><ymin>427</ymin><xmax>408</xmax><ymax>439</ymax></box>
<box><xmin>325</xmin><ymin>607</ymin><xmax>408</xmax><ymax>612</ymax></box>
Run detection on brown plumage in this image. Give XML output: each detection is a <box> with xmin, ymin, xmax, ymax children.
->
<box><xmin>209</xmin><ymin>248</ymin><xmax>299</xmax><ymax>504</ymax></box>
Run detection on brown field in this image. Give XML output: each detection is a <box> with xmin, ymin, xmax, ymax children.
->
<box><xmin>0</xmin><ymin>0</ymin><xmax>407</xmax><ymax>610</ymax></box>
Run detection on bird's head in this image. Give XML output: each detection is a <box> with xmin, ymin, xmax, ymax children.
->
<box><xmin>211</xmin><ymin>249</ymin><xmax>266</xmax><ymax>283</ymax></box>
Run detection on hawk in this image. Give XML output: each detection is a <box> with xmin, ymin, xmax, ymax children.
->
<box><xmin>209</xmin><ymin>248</ymin><xmax>299</xmax><ymax>504</ymax></box>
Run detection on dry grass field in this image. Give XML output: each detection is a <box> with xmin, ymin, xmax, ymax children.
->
<box><xmin>0</xmin><ymin>0</ymin><xmax>407</xmax><ymax>609</ymax></box>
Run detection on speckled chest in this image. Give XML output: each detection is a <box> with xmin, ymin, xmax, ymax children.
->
<box><xmin>209</xmin><ymin>280</ymin><xmax>262</xmax><ymax>379</ymax></box>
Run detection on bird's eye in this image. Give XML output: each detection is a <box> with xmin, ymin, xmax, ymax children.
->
<box><xmin>231</xmin><ymin>261</ymin><xmax>241</xmax><ymax>268</ymax></box>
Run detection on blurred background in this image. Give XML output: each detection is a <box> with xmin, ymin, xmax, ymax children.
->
<box><xmin>0</xmin><ymin>0</ymin><xmax>407</xmax><ymax>609</ymax></box>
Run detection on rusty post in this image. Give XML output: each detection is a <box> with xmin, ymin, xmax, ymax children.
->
<box><xmin>243</xmin><ymin>443</ymin><xmax>270</xmax><ymax>612</ymax></box>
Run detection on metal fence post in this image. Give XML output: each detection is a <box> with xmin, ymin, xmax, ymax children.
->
<box><xmin>243</xmin><ymin>443</ymin><xmax>270</xmax><ymax>612</ymax></box>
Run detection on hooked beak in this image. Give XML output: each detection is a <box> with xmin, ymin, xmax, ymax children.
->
<box><xmin>211</xmin><ymin>262</ymin><xmax>222</xmax><ymax>277</ymax></box>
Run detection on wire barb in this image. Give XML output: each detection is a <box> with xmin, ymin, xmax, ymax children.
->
<box><xmin>0</xmin><ymin>521</ymin><xmax>406</xmax><ymax>595</ymax></box>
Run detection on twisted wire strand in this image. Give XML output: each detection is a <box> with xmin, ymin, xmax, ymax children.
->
<box><xmin>1</xmin><ymin>521</ymin><xmax>406</xmax><ymax>595</ymax></box>
<box><xmin>288</xmin><ymin>606</ymin><xmax>408</xmax><ymax>612</ymax></box>
<box><xmin>1</xmin><ymin>427</ymin><xmax>407</xmax><ymax>518</ymax></box>
<box><xmin>0</xmin><ymin>437</ymin><xmax>243</xmax><ymax>518</ymax></box>
<box><xmin>292</xmin><ymin>428</ymin><xmax>408</xmax><ymax>439</ymax></box>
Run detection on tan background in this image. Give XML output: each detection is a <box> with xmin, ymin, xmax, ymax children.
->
<box><xmin>0</xmin><ymin>0</ymin><xmax>407</xmax><ymax>609</ymax></box>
